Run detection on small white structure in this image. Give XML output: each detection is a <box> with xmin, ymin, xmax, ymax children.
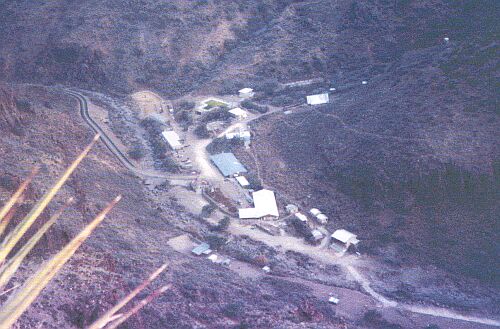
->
<box><xmin>239</xmin><ymin>189</ymin><xmax>279</xmax><ymax>219</ymax></box>
<box><xmin>295</xmin><ymin>212</ymin><xmax>308</xmax><ymax>222</ymax></box>
<box><xmin>329</xmin><ymin>87</ymin><xmax>336</xmax><ymax>91</ymax></box>
<box><xmin>328</xmin><ymin>296</ymin><xmax>340</xmax><ymax>305</ymax></box>
<box><xmin>306</xmin><ymin>93</ymin><xmax>329</xmax><ymax>105</ymax></box>
<box><xmin>444</xmin><ymin>37</ymin><xmax>450</xmax><ymax>42</ymax></box>
<box><xmin>286</xmin><ymin>204</ymin><xmax>299</xmax><ymax>214</ymax></box>
<box><xmin>309</xmin><ymin>208</ymin><xmax>321</xmax><ymax>216</ymax></box>
<box><xmin>226</xmin><ymin>129</ymin><xmax>251</xmax><ymax>141</ymax></box>
<box><xmin>262</xmin><ymin>266</ymin><xmax>271</xmax><ymax>273</ymax></box>
<box><xmin>316</xmin><ymin>213</ymin><xmax>329</xmax><ymax>224</ymax></box>
<box><xmin>361</xmin><ymin>80</ymin><xmax>368</xmax><ymax>85</ymax></box>
<box><xmin>235</xmin><ymin>175</ymin><xmax>250</xmax><ymax>187</ymax></box>
<box><xmin>161</xmin><ymin>130</ymin><xmax>182</xmax><ymax>150</ymax></box>
<box><xmin>331</xmin><ymin>229</ymin><xmax>359</xmax><ymax>249</ymax></box>
<box><xmin>228</xmin><ymin>107</ymin><xmax>248</xmax><ymax>119</ymax></box>
<box><xmin>239</xmin><ymin>88</ymin><xmax>254</xmax><ymax>98</ymax></box>
<box><xmin>207</xmin><ymin>254</ymin><xmax>218</xmax><ymax>263</ymax></box>
<box><xmin>311</xmin><ymin>229</ymin><xmax>324</xmax><ymax>241</ymax></box>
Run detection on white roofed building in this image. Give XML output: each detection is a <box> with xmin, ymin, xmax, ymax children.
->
<box><xmin>331</xmin><ymin>229</ymin><xmax>359</xmax><ymax>250</ymax></box>
<box><xmin>310</xmin><ymin>208</ymin><xmax>321</xmax><ymax>216</ymax></box>
<box><xmin>239</xmin><ymin>189</ymin><xmax>279</xmax><ymax>219</ymax></box>
<box><xmin>306</xmin><ymin>93</ymin><xmax>329</xmax><ymax>105</ymax></box>
<box><xmin>228</xmin><ymin>107</ymin><xmax>248</xmax><ymax>119</ymax></box>
<box><xmin>295</xmin><ymin>212</ymin><xmax>308</xmax><ymax>222</ymax></box>
<box><xmin>161</xmin><ymin>130</ymin><xmax>182</xmax><ymax>150</ymax></box>
<box><xmin>235</xmin><ymin>175</ymin><xmax>250</xmax><ymax>187</ymax></box>
<box><xmin>239</xmin><ymin>88</ymin><xmax>254</xmax><ymax>98</ymax></box>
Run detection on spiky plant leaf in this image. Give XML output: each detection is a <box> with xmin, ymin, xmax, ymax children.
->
<box><xmin>0</xmin><ymin>198</ymin><xmax>73</xmax><ymax>291</ymax></box>
<box><xmin>103</xmin><ymin>285</ymin><xmax>171</xmax><ymax>329</ymax></box>
<box><xmin>88</xmin><ymin>263</ymin><xmax>168</xmax><ymax>329</ymax></box>
<box><xmin>0</xmin><ymin>168</ymin><xmax>38</xmax><ymax>237</ymax></box>
<box><xmin>0</xmin><ymin>134</ymin><xmax>100</xmax><ymax>264</ymax></box>
<box><xmin>0</xmin><ymin>195</ymin><xmax>120</xmax><ymax>328</ymax></box>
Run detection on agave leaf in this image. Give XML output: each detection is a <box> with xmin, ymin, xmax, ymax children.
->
<box><xmin>103</xmin><ymin>284</ymin><xmax>171</xmax><ymax>329</ymax></box>
<box><xmin>88</xmin><ymin>263</ymin><xmax>168</xmax><ymax>329</ymax></box>
<box><xmin>0</xmin><ymin>194</ymin><xmax>120</xmax><ymax>329</ymax></box>
<box><xmin>0</xmin><ymin>167</ymin><xmax>38</xmax><ymax>237</ymax></box>
<box><xmin>0</xmin><ymin>198</ymin><xmax>73</xmax><ymax>291</ymax></box>
<box><xmin>0</xmin><ymin>134</ymin><xmax>100</xmax><ymax>264</ymax></box>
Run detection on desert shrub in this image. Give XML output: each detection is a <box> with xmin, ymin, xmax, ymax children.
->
<box><xmin>15</xmin><ymin>99</ymin><xmax>33</xmax><ymax>113</ymax></box>
<box><xmin>218</xmin><ymin>80</ymin><xmax>244</xmax><ymax>95</ymax></box>
<box><xmin>128</xmin><ymin>144</ymin><xmax>145</xmax><ymax>160</ymax></box>
<box><xmin>174</xmin><ymin>110</ymin><xmax>193</xmax><ymax>127</ymax></box>
<box><xmin>194</xmin><ymin>124</ymin><xmax>210</xmax><ymax>139</ymax></box>
<box><xmin>177</xmin><ymin>101</ymin><xmax>195</xmax><ymax>111</ymax></box>
<box><xmin>200</xmin><ymin>204</ymin><xmax>216</xmax><ymax>218</ymax></box>
<box><xmin>211</xmin><ymin>216</ymin><xmax>230</xmax><ymax>232</ymax></box>
<box><xmin>140</xmin><ymin>118</ymin><xmax>178</xmax><ymax>172</ymax></box>
<box><xmin>255</xmin><ymin>79</ymin><xmax>279</xmax><ymax>97</ymax></box>
<box><xmin>222</xmin><ymin>302</ymin><xmax>244</xmax><ymax>319</ymax></box>
<box><xmin>253</xmin><ymin>255</ymin><xmax>269</xmax><ymax>267</ymax></box>
<box><xmin>206</xmin><ymin>137</ymin><xmax>243</xmax><ymax>155</ymax></box>
<box><xmin>360</xmin><ymin>310</ymin><xmax>402</xmax><ymax>329</ymax></box>
<box><xmin>240</xmin><ymin>100</ymin><xmax>268</xmax><ymax>114</ymax></box>
<box><xmin>206</xmin><ymin>235</ymin><xmax>226</xmax><ymax>250</ymax></box>
<box><xmin>200</xmin><ymin>108</ymin><xmax>232</xmax><ymax>123</ymax></box>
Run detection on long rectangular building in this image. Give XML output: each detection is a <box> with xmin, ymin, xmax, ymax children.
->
<box><xmin>162</xmin><ymin>130</ymin><xmax>182</xmax><ymax>150</ymax></box>
<box><xmin>210</xmin><ymin>152</ymin><xmax>247</xmax><ymax>177</ymax></box>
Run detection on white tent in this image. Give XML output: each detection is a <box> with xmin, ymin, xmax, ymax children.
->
<box><xmin>239</xmin><ymin>189</ymin><xmax>279</xmax><ymax>219</ymax></box>
<box><xmin>306</xmin><ymin>93</ymin><xmax>329</xmax><ymax>105</ymax></box>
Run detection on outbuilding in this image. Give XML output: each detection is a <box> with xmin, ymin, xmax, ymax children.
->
<box><xmin>331</xmin><ymin>229</ymin><xmax>359</xmax><ymax>249</ymax></box>
<box><xmin>229</xmin><ymin>107</ymin><xmax>249</xmax><ymax>119</ymax></box>
<box><xmin>161</xmin><ymin>130</ymin><xmax>182</xmax><ymax>150</ymax></box>
<box><xmin>192</xmin><ymin>243</ymin><xmax>212</xmax><ymax>256</ymax></box>
<box><xmin>235</xmin><ymin>175</ymin><xmax>250</xmax><ymax>187</ymax></box>
<box><xmin>239</xmin><ymin>88</ymin><xmax>255</xmax><ymax>98</ymax></box>
<box><xmin>306</xmin><ymin>93</ymin><xmax>329</xmax><ymax>105</ymax></box>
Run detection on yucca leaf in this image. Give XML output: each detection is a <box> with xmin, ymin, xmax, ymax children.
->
<box><xmin>88</xmin><ymin>263</ymin><xmax>168</xmax><ymax>329</ymax></box>
<box><xmin>0</xmin><ymin>167</ymin><xmax>38</xmax><ymax>237</ymax></box>
<box><xmin>0</xmin><ymin>194</ymin><xmax>120</xmax><ymax>329</ymax></box>
<box><xmin>103</xmin><ymin>284</ymin><xmax>171</xmax><ymax>329</ymax></box>
<box><xmin>0</xmin><ymin>198</ymin><xmax>73</xmax><ymax>291</ymax></box>
<box><xmin>0</xmin><ymin>134</ymin><xmax>100</xmax><ymax>264</ymax></box>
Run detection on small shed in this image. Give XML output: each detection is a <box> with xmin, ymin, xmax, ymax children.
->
<box><xmin>192</xmin><ymin>243</ymin><xmax>212</xmax><ymax>256</ymax></box>
<box><xmin>295</xmin><ymin>212</ymin><xmax>308</xmax><ymax>222</ymax></box>
<box><xmin>316</xmin><ymin>213</ymin><xmax>329</xmax><ymax>224</ymax></box>
<box><xmin>210</xmin><ymin>153</ymin><xmax>248</xmax><ymax>177</ymax></box>
<box><xmin>310</xmin><ymin>208</ymin><xmax>321</xmax><ymax>216</ymax></box>
<box><xmin>311</xmin><ymin>229</ymin><xmax>324</xmax><ymax>241</ymax></box>
<box><xmin>235</xmin><ymin>175</ymin><xmax>250</xmax><ymax>187</ymax></box>
<box><xmin>239</xmin><ymin>88</ymin><xmax>254</xmax><ymax>98</ymax></box>
<box><xmin>306</xmin><ymin>93</ymin><xmax>329</xmax><ymax>105</ymax></box>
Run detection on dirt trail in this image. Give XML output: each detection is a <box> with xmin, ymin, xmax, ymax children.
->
<box><xmin>345</xmin><ymin>265</ymin><xmax>500</xmax><ymax>327</ymax></box>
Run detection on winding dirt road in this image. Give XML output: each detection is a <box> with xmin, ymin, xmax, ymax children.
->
<box><xmin>66</xmin><ymin>90</ymin><xmax>197</xmax><ymax>182</ymax></box>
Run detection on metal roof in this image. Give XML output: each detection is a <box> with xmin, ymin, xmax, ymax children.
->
<box><xmin>210</xmin><ymin>153</ymin><xmax>247</xmax><ymax>177</ymax></box>
<box><xmin>239</xmin><ymin>88</ymin><xmax>254</xmax><ymax>94</ymax></box>
<box><xmin>306</xmin><ymin>93</ymin><xmax>329</xmax><ymax>105</ymax></box>
<box><xmin>239</xmin><ymin>189</ymin><xmax>279</xmax><ymax>219</ymax></box>
<box><xmin>229</xmin><ymin>107</ymin><xmax>248</xmax><ymax>117</ymax></box>
<box><xmin>162</xmin><ymin>130</ymin><xmax>182</xmax><ymax>150</ymax></box>
<box><xmin>331</xmin><ymin>229</ymin><xmax>358</xmax><ymax>245</ymax></box>
<box><xmin>235</xmin><ymin>175</ymin><xmax>250</xmax><ymax>186</ymax></box>
<box><xmin>192</xmin><ymin>243</ymin><xmax>210</xmax><ymax>256</ymax></box>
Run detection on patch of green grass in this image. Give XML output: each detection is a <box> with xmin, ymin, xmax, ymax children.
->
<box><xmin>204</xmin><ymin>100</ymin><xmax>228</xmax><ymax>109</ymax></box>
